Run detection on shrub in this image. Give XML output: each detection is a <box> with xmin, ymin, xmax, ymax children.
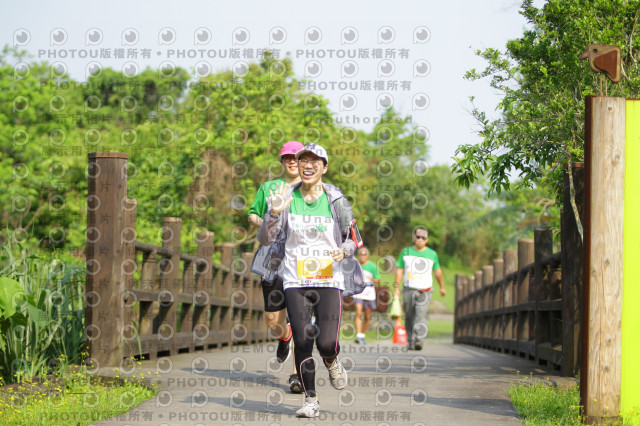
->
<box><xmin>0</xmin><ymin>242</ymin><xmax>85</xmax><ymax>384</ymax></box>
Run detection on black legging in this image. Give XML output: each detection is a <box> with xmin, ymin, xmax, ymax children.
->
<box><xmin>284</xmin><ymin>287</ymin><xmax>343</xmax><ymax>398</ymax></box>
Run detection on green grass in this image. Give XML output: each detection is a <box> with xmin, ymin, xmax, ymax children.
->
<box><xmin>508</xmin><ymin>372</ymin><xmax>640</xmax><ymax>425</ymax></box>
<box><xmin>622</xmin><ymin>409</ymin><xmax>640</xmax><ymax>425</ymax></box>
<box><xmin>0</xmin><ymin>368</ymin><xmax>157</xmax><ymax>426</ymax></box>
<box><xmin>426</xmin><ymin>320</ymin><xmax>453</xmax><ymax>339</ymax></box>
<box><xmin>508</xmin><ymin>377</ymin><xmax>582</xmax><ymax>425</ymax></box>
<box><xmin>340</xmin><ymin>313</ymin><xmax>452</xmax><ymax>343</ymax></box>
<box><xmin>378</xmin><ymin>264</ymin><xmax>459</xmax><ymax>313</ymax></box>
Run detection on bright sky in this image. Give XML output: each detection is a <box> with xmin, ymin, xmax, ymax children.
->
<box><xmin>1</xmin><ymin>0</ymin><xmax>541</xmax><ymax>166</ymax></box>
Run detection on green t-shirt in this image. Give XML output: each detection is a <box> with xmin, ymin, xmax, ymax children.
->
<box><xmin>361</xmin><ymin>260</ymin><xmax>380</xmax><ymax>283</ymax></box>
<box><xmin>248</xmin><ymin>178</ymin><xmax>285</xmax><ymax>218</ymax></box>
<box><xmin>289</xmin><ymin>188</ymin><xmax>332</xmax><ymax>217</ymax></box>
<box><xmin>357</xmin><ymin>260</ymin><xmax>380</xmax><ymax>300</ymax></box>
<box><xmin>396</xmin><ymin>246</ymin><xmax>440</xmax><ymax>290</ymax></box>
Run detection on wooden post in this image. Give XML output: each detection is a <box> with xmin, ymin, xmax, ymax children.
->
<box><xmin>196</xmin><ymin>232</ymin><xmax>215</xmax><ymax>292</ymax></box>
<box><xmin>195</xmin><ymin>231</ymin><xmax>214</xmax><ymax>348</ymax></box>
<box><xmin>474</xmin><ymin>270</ymin><xmax>483</xmax><ymax>345</ymax></box>
<box><xmin>517</xmin><ymin>239</ymin><xmax>534</xmax><ymax>357</ymax></box>
<box><xmin>455</xmin><ymin>274</ymin><xmax>462</xmax><ymax>305</ymax></box>
<box><xmin>159</xmin><ymin>217</ymin><xmax>181</xmax><ymax>356</ymax></box>
<box><xmin>85</xmin><ymin>152</ymin><xmax>128</xmax><ymax>368</ymax></box>
<box><xmin>581</xmin><ymin>96</ymin><xmax>625</xmax><ymax>421</ymax></box>
<box><xmin>475</xmin><ymin>270</ymin><xmax>483</xmax><ymax>308</ymax></box>
<box><xmin>504</xmin><ymin>250</ymin><xmax>517</xmax><ymax>353</ymax></box>
<box><xmin>468</xmin><ymin>275</ymin><xmax>475</xmax><ymax>314</ymax></box>
<box><xmin>468</xmin><ymin>275</ymin><xmax>475</xmax><ymax>340</ymax></box>
<box><xmin>139</xmin><ymin>248</ymin><xmax>157</xmax><ymax>359</ymax></box>
<box><xmin>454</xmin><ymin>274</ymin><xmax>464</xmax><ymax>343</ymax></box>
<box><xmin>121</xmin><ymin>198</ymin><xmax>137</xmax><ymax>358</ymax></box>
<box><xmin>482</xmin><ymin>266</ymin><xmax>493</xmax><ymax>311</ymax></box>
<box><xmin>242</xmin><ymin>252</ymin><xmax>262</xmax><ymax>343</ymax></box>
<box><xmin>239</xmin><ymin>252</ymin><xmax>255</xmax><ymax>343</ymax></box>
<box><xmin>219</xmin><ymin>243</ymin><xmax>235</xmax><ymax>345</ymax></box>
<box><xmin>562</xmin><ymin>163</ymin><xmax>584</xmax><ymax>377</ymax></box>
<box><xmin>219</xmin><ymin>243</ymin><xmax>235</xmax><ymax>298</ymax></box>
<box><xmin>463</xmin><ymin>275</ymin><xmax>470</xmax><ymax>318</ymax></box>
<box><xmin>534</xmin><ymin>227</ymin><xmax>553</xmax><ymax>363</ymax></box>
<box><xmin>504</xmin><ymin>250</ymin><xmax>517</xmax><ymax>307</ymax></box>
<box><xmin>517</xmin><ymin>239</ymin><xmax>534</xmax><ymax>304</ymax></box>
<box><xmin>493</xmin><ymin>258</ymin><xmax>504</xmax><ymax>350</ymax></box>
<box><xmin>140</xmin><ymin>250</ymin><xmax>157</xmax><ymax>291</ymax></box>
<box><xmin>493</xmin><ymin>258</ymin><xmax>504</xmax><ymax>310</ymax></box>
<box><xmin>181</xmin><ymin>254</ymin><xmax>195</xmax><ymax>351</ymax></box>
<box><xmin>482</xmin><ymin>265</ymin><xmax>494</xmax><ymax>345</ymax></box>
<box><xmin>463</xmin><ymin>275</ymin><xmax>470</xmax><ymax>339</ymax></box>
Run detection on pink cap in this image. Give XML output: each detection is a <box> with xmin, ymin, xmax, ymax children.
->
<box><xmin>280</xmin><ymin>141</ymin><xmax>304</xmax><ymax>157</ymax></box>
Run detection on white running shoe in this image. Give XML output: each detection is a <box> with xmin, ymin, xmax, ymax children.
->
<box><xmin>326</xmin><ymin>358</ymin><xmax>347</xmax><ymax>390</ymax></box>
<box><xmin>296</xmin><ymin>396</ymin><xmax>319</xmax><ymax>418</ymax></box>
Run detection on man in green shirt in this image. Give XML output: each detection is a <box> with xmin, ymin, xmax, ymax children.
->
<box><xmin>248</xmin><ymin>140</ymin><xmax>303</xmax><ymax>393</ymax></box>
<box><xmin>394</xmin><ymin>226</ymin><xmax>446</xmax><ymax>350</ymax></box>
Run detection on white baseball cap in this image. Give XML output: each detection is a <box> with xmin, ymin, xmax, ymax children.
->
<box><xmin>295</xmin><ymin>143</ymin><xmax>328</xmax><ymax>164</ymax></box>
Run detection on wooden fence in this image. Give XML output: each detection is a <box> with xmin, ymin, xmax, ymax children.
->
<box><xmin>454</xmin><ymin>165</ymin><xmax>583</xmax><ymax>377</ymax></box>
<box><xmin>85</xmin><ymin>152</ymin><xmax>268</xmax><ymax>368</ymax></box>
<box><xmin>454</xmin><ymin>229</ymin><xmax>564</xmax><ymax>365</ymax></box>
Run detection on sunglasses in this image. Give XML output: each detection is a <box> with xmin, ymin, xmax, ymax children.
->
<box><xmin>415</xmin><ymin>235</ymin><xmax>428</xmax><ymax>240</ymax></box>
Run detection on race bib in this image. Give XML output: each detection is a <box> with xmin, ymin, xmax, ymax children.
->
<box><xmin>296</xmin><ymin>255</ymin><xmax>334</xmax><ymax>283</ymax></box>
<box><xmin>357</xmin><ymin>285</ymin><xmax>376</xmax><ymax>300</ymax></box>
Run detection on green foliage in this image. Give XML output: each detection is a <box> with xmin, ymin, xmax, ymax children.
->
<box><xmin>0</xmin><ymin>241</ymin><xmax>85</xmax><ymax>384</ymax></box>
<box><xmin>622</xmin><ymin>408</ymin><xmax>640</xmax><ymax>425</ymax></box>
<box><xmin>453</xmin><ymin>0</ymin><xmax>640</xmax><ymax>198</ymax></box>
<box><xmin>508</xmin><ymin>376</ymin><xmax>582</xmax><ymax>425</ymax></box>
<box><xmin>0</xmin><ymin>43</ymin><xmax>559</xmax><ymax>275</ymax></box>
<box><xmin>0</xmin><ymin>367</ymin><xmax>157</xmax><ymax>425</ymax></box>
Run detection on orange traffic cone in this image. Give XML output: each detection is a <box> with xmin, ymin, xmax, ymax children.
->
<box><xmin>393</xmin><ymin>317</ymin><xmax>408</xmax><ymax>344</ymax></box>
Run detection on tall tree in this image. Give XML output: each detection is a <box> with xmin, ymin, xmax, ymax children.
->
<box><xmin>452</xmin><ymin>0</ymin><xmax>640</xmax><ymax>211</ymax></box>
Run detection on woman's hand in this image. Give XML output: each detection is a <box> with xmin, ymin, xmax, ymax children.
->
<box><xmin>331</xmin><ymin>248</ymin><xmax>346</xmax><ymax>262</ymax></box>
<box><xmin>268</xmin><ymin>181</ymin><xmax>293</xmax><ymax>215</ymax></box>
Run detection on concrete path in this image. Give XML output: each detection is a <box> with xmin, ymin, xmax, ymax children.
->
<box><xmin>92</xmin><ymin>339</ymin><xmax>573</xmax><ymax>426</ymax></box>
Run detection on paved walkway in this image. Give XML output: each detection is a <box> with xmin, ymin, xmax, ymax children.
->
<box><xmin>92</xmin><ymin>339</ymin><xmax>574</xmax><ymax>426</ymax></box>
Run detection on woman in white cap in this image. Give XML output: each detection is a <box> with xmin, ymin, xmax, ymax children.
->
<box><xmin>248</xmin><ymin>140</ymin><xmax>304</xmax><ymax>393</ymax></box>
<box><xmin>257</xmin><ymin>143</ymin><xmax>365</xmax><ymax>418</ymax></box>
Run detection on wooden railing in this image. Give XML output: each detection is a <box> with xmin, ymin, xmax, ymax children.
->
<box><xmin>85</xmin><ymin>152</ymin><xmax>267</xmax><ymax>368</ymax></box>
<box><xmin>454</xmin><ymin>229</ymin><xmax>564</xmax><ymax>366</ymax></box>
<box><xmin>454</xmin><ymin>165</ymin><xmax>584</xmax><ymax>377</ymax></box>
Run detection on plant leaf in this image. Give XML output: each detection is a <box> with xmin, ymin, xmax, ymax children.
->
<box><xmin>0</xmin><ymin>276</ymin><xmax>24</xmax><ymax>319</ymax></box>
